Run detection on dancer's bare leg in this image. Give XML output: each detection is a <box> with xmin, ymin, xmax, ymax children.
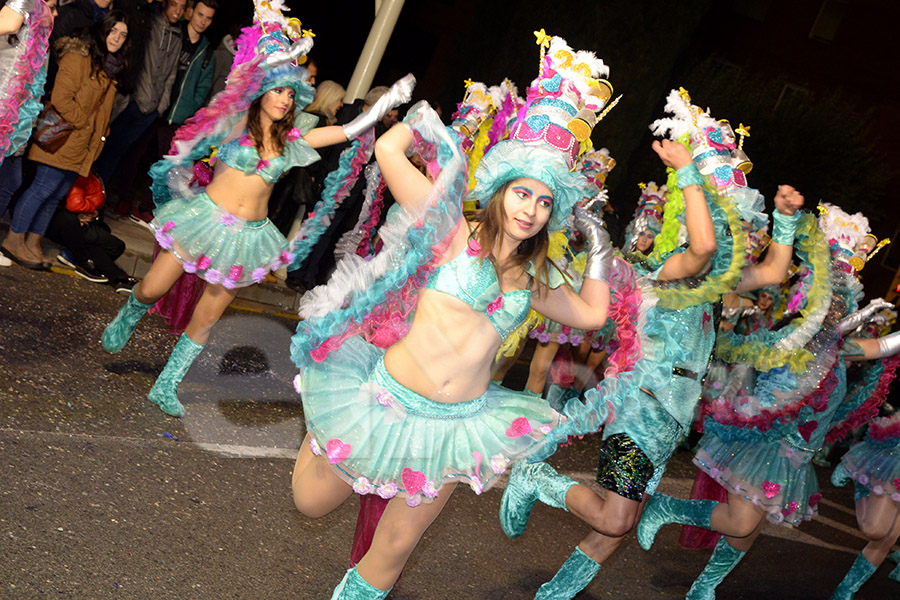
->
<box><xmin>708</xmin><ymin>493</ymin><xmax>768</xmax><ymax>539</ymax></box>
<box><xmin>527</xmin><ymin>341</ymin><xmax>559</xmax><ymax>395</ymax></box>
<box><xmin>355</xmin><ymin>482</ymin><xmax>457</xmax><ymax>590</ymax></box>
<box><xmin>291</xmin><ymin>433</ymin><xmax>354</xmax><ymax>518</ymax></box>
<box><xmin>183</xmin><ymin>283</ymin><xmax>238</xmax><ymax>345</ymax></box>
<box><xmin>566</xmin><ymin>486</ymin><xmax>646</xmax><ymax>538</ymax></box>
<box><xmin>857</xmin><ymin>495</ymin><xmax>900</xmax><ymax>565</ymax></box>
<box><xmin>573</xmin><ymin>492</ymin><xmax>647</xmax><ymax>564</ymax></box>
<box><xmin>134</xmin><ymin>250</ymin><xmax>187</xmax><ymax>304</ymax></box>
<box><xmin>723</xmin><ymin>512</ymin><xmax>766</xmax><ymax>552</ymax></box>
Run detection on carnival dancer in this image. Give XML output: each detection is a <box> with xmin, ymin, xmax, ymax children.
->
<box><xmin>636</xmin><ymin>203</ymin><xmax>900</xmax><ymax>599</ymax></box>
<box><xmin>523</xmin><ymin>148</ymin><xmax>617</xmax><ymax>399</ymax></box>
<box><xmin>290</xmin><ymin>34</ymin><xmax>615</xmax><ymax>598</ymax></box>
<box><xmin>100</xmin><ymin>0</ymin><xmax>413</xmax><ymax>418</ymax></box>
<box><xmin>0</xmin><ymin>0</ymin><xmax>54</xmax><ymax>267</ymax></box>
<box><xmin>0</xmin><ymin>0</ymin><xmax>53</xmax><ymax>165</ymax></box>
<box><xmin>829</xmin><ymin>399</ymin><xmax>900</xmax><ymax>598</ymax></box>
<box><xmin>499</xmin><ymin>89</ymin><xmax>804</xmax><ymax>599</ymax></box>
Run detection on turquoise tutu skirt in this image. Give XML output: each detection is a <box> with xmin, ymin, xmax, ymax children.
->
<box><xmin>151</xmin><ymin>192</ymin><xmax>291</xmax><ymax>288</ymax></box>
<box><xmin>299</xmin><ymin>336</ymin><xmax>561</xmax><ymax>506</ymax></box>
<box><xmin>693</xmin><ymin>421</ymin><xmax>821</xmax><ymax>526</ymax></box>
<box><xmin>834</xmin><ymin>439</ymin><xmax>900</xmax><ymax>502</ymax></box>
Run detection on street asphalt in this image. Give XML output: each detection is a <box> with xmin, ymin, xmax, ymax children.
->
<box><xmin>1</xmin><ymin>262</ymin><xmax>898</xmax><ymax>599</ymax></box>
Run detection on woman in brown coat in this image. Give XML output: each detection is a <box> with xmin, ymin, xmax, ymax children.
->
<box><xmin>0</xmin><ymin>10</ymin><xmax>128</xmax><ymax>269</ymax></box>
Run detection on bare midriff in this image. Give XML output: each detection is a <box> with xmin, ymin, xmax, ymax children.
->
<box><xmin>205</xmin><ymin>161</ymin><xmax>275</xmax><ymax>222</ymax></box>
<box><xmin>383</xmin><ymin>288</ymin><xmax>503</xmax><ymax>404</ymax></box>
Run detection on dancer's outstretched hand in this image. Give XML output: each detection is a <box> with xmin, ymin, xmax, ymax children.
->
<box><xmin>264</xmin><ymin>37</ymin><xmax>314</xmax><ymax>68</ymax></box>
<box><xmin>652</xmin><ymin>139</ymin><xmax>692</xmax><ymax>170</ymax></box>
<box><xmin>343</xmin><ymin>74</ymin><xmax>417</xmax><ymax>140</ymax></box>
<box><xmin>774</xmin><ymin>185</ymin><xmax>804</xmax><ymax>215</ymax></box>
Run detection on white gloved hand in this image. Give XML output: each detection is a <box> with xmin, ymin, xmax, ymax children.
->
<box><xmin>263</xmin><ymin>37</ymin><xmax>314</xmax><ymax>69</ymax></box>
<box><xmin>343</xmin><ymin>73</ymin><xmax>416</xmax><ymax>140</ymax></box>
<box><xmin>574</xmin><ymin>205</ymin><xmax>613</xmax><ymax>283</ymax></box>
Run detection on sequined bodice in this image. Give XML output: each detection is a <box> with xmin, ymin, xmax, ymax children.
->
<box><xmin>217</xmin><ymin>133</ymin><xmax>288</xmax><ymax>183</ymax></box>
<box><xmin>424</xmin><ymin>247</ymin><xmax>531</xmax><ymax>339</ymax></box>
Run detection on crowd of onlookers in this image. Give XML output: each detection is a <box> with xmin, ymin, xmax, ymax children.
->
<box><xmin>0</xmin><ymin>0</ymin><xmax>409</xmax><ymax>298</ymax></box>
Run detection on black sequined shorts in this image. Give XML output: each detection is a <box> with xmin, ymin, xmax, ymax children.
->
<box><xmin>596</xmin><ymin>432</ymin><xmax>655</xmax><ymax>501</ymax></box>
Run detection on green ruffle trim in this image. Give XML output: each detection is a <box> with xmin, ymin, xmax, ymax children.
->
<box><xmin>652</xmin><ymin>177</ymin><xmax>747</xmax><ymax>310</ymax></box>
<box><xmin>714</xmin><ymin>214</ymin><xmax>831</xmax><ymax>373</ymax></box>
<box><xmin>645</xmin><ymin>135</ymin><xmax>692</xmax><ymax>266</ymax></box>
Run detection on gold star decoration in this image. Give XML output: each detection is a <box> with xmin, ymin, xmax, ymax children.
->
<box><xmin>736</xmin><ymin>123</ymin><xmax>751</xmax><ymax>138</ymax></box>
<box><xmin>534</xmin><ymin>28</ymin><xmax>552</xmax><ymax>49</ymax></box>
<box><xmin>817</xmin><ymin>204</ymin><xmax>829</xmax><ymax>216</ymax></box>
<box><xmin>638</xmin><ymin>182</ymin><xmax>647</xmax><ymax>190</ymax></box>
<box><xmin>463</xmin><ymin>78</ymin><xmax>474</xmax><ymax>88</ymax></box>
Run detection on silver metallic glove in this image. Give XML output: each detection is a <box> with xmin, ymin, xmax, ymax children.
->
<box><xmin>574</xmin><ymin>205</ymin><xmax>613</xmax><ymax>284</ymax></box>
<box><xmin>342</xmin><ymin>73</ymin><xmax>416</xmax><ymax>140</ymax></box>
<box><xmin>263</xmin><ymin>37</ymin><xmax>314</xmax><ymax>69</ymax></box>
<box><xmin>839</xmin><ymin>298</ymin><xmax>894</xmax><ymax>336</ymax></box>
<box><xmin>878</xmin><ymin>330</ymin><xmax>900</xmax><ymax>358</ymax></box>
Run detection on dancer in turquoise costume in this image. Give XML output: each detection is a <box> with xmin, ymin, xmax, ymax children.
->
<box><xmin>100</xmin><ymin>0</ymin><xmax>413</xmax><ymax>418</ymax></box>
<box><xmin>499</xmin><ymin>89</ymin><xmax>805</xmax><ymax>600</ymax></box>
<box><xmin>0</xmin><ymin>0</ymin><xmax>53</xmax><ymax>164</ymax></box>
<box><xmin>637</xmin><ymin>202</ymin><xmax>900</xmax><ymax>599</ymax></box>
<box><xmin>831</xmin><ymin>411</ymin><xmax>900</xmax><ymax>598</ymax></box>
<box><xmin>290</xmin><ymin>34</ymin><xmax>615</xmax><ymax>599</ymax></box>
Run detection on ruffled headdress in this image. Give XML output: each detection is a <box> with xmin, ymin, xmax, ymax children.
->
<box><xmin>472</xmin><ymin>33</ymin><xmax>617</xmax><ymax>232</ymax></box>
<box><xmin>623</xmin><ymin>181</ymin><xmax>666</xmax><ymax>252</ymax></box>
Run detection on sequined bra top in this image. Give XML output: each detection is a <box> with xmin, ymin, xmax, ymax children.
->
<box><xmin>423</xmin><ymin>242</ymin><xmax>532</xmax><ymax>339</ymax></box>
<box><xmin>216</xmin><ymin>133</ymin><xmax>289</xmax><ymax>183</ymax></box>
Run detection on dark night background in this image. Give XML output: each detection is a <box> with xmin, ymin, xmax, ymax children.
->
<box><xmin>207</xmin><ymin>0</ymin><xmax>900</xmax><ymax>298</ymax></box>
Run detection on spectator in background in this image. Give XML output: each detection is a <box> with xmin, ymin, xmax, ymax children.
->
<box><xmin>285</xmin><ymin>84</ymin><xmax>388</xmax><ymax>293</ymax></box>
<box><xmin>48</xmin><ymin>172</ymin><xmax>138</xmax><ymax>291</ymax></box>
<box><xmin>157</xmin><ymin>0</ymin><xmax>215</xmax><ymax>162</ymax></box>
<box><xmin>303</xmin><ymin>56</ymin><xmax>316</xmax><ymax>85</ymax></box>
<box><xmin>91</xmin><ymin>0</ymin><xmax>182</xmax><ymax>187</ymax></box>
<box><xmin>304</xmin><ymin>79</ymin><xmax>344</xmax><ymax>126</ymax></box>
<box><xmin>50</xmin><ymin>0</ymin><xmax>109</xmax><ymax>41</ymax></box>
<box><xmin>209</xmin><ymin>20</ymin><xmax>241</xmax><ymax>98</ymax></box>
<box><xmin>1</xmin><ymin>11</ymin><xmax>130</xmax><ymax>269</ymax></box>
<box><xmin>380</xmin><ymin>107</ymin><xmax>398</xmax><ymax>130</ymax></box>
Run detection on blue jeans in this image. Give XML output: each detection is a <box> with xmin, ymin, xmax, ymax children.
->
<box><xmin>0</xmin><ymin>156</ymin><xmax>23</xmax><ymax>219</ymax></box>
<box><xmin>10</xmin><ymin>162</ymin><xmax>78</xmax><ymax>235</ymax></box>
<box><xmin>93</xmin><ymin>100</ymin><xmax>159</xmax><ymax>184</ymax></box>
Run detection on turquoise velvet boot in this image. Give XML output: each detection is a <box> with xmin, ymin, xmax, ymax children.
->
<box><xmin>889</xmin><ymin>549</ymin><xmax>899</xmax><ymax>583</ymax></box>
<box><xmin>101</xmin><ymin>290</ymin><xmax>152</xmax><ymax>353</ymax></box>
<box><xmin>636</xmin><ymin>493</ymin><xmax>716</xmax><ymax>550</ymax></box>
<box><xmin>685</xmin><ymin>537</ymin><xmax>746</xmax><ymax>600</ymax></box>
<box><xmin>830</xmin><ymin>553</ymin><xmax>878</xmax><ymax>600</ymax></box>
<box><xmin>147</xmin><ymin>333</ymin><xmax>204</xmax><ymax>418</ymax></box>
<box><xmin>331</xmin><ymin>567</ymin><xmax>391</xmax><ymax>599</ymax></box>
<box><xmin>534</xmin><ymin>546</ymin><xmax>601</xmax><ymax>600</ymax></box>
<box><xmin>500</xmin><ymin>461</ymin><xmax>576</xmax><ymax>539</ymax></box>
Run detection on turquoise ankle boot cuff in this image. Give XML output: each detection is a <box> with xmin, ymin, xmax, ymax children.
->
<box><xmin>637</xmin><ymin>494</ymin><xmax>715</xmax><ymax>550</ymax></box>
<box><xmin>686</xmin><ymin>537</ymin><xmax>746</xmax><ymax>600</ymax></box>
<box><xmin>101</xmin><ymin>290</ymin><xmax>153</xmax><ymax>353</ymax></box>
<box><xmin>148</xmin><ymin>334</ymin><xmax>205</xmax><ymax>418</ymax></box>
<box><xmin>830</xmin><ymin>553</ymin><xmax>877</xmax><ymax>600</ymax></box>
<box><xmin>331</xmin><ymin>567</ymin><xmax>391</xmax><ymax>600</ymax></box>
<box><xmin>535</xmin><ymin>546</ymin><xmax>601</xmax><ymax>600</ymax></box>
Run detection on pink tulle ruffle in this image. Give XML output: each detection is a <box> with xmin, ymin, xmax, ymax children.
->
<box><xmin>0</xmin><ymin>0</ymin><xmax>52</xmax><ymax>158</ymax></box>
<box><xmin>827</xmin><ymin>355</ymin><xmax>900</xmax><ymax>445</ymax></box>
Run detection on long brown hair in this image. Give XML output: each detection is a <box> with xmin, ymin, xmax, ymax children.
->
<box><xmin>247</xmin><ymin>91</ymin><xmax>296</xmax><ymax>158</ymax></box>
<box><xmin>468</xmin><ymin>181</ymin><xmax>554</xmax><ymax>296</ymax></box>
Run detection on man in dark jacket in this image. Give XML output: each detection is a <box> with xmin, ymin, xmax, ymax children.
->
<box><xmin>92</xmin><ymin>0</ymin><xmax>184</xmax><ymax>185</ymax></box>
<box><xmin>159</xmin><ymin>0</ymin><xmax>216</xmax><ymax>153</ymax></box>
